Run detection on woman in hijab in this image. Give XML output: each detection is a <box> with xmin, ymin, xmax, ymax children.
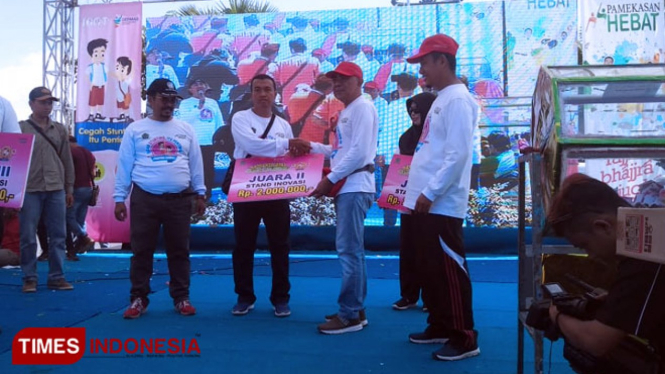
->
<box><xmin>392</xmin><ymin>91</ymin><xmax>437</xmax><ymax>311</ymax></box>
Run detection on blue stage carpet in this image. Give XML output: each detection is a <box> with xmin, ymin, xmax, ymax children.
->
<box><xmin>1</xmin><ymin>253</ymin><xmax>572</xmax><ymax>374</ymax></box>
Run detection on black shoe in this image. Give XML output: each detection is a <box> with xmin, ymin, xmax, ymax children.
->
<box><xmin>392</xmin><ymin>298</ymin><xmax>417</xmax><ymax>310</ymax></box>
<box><xmin>37</xmin><ymin>253</ymin><xmax>49</xmax><ymax>262</ymax></box>
<box><xmin>409</xmin><ymin>329</ymin><xmax>450</xmax><ymax>344</ymax></box>
<box><xmin>117</xmin><ymin>113</ymin><xmax>126</xmax><ymax>120</ymax></box>
<box><xmin>432</xmin><ymin>342</ymin><xmax>480</xmax><ymax>361</ymax></box>
<box><xmin>86</xmin><ymin>114</ymin><xmax>94</xmax><ymax>122</ymax></box>
<box><xmin>94</xmin><ymin>113</ymin><xmax>106</xmax><ymax>120</ymax></box>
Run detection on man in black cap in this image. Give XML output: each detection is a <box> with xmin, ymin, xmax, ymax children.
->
<box><xmin>18</xmin><ymin>87</ymin><xmax>75</xmax><ymax>293</ymax></box>
<box><xmin>114</xmin><ymin>78</ymin><xmax>206</xmax><ymax>319</ymax></box>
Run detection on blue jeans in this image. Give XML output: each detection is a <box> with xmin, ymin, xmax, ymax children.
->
<box><xmin>20</xmin><ymin>190</ymin><xmax>67</xmax><ymax>282</ymax></box>
<box><xmin>334</xmin><ymin>192</ymin><xmax>374</xmax><ymax>321</ymax></box>
<box><xmin>66</xmin><ymin>187</ymin><xmax>92</xmax><ymax>239</ymax></box>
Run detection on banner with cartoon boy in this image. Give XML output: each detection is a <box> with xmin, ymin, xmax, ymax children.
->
<box><xmin>76</xmin><ymin>2</ymin><xmax>142</xmax><ymax>242</ymax></box>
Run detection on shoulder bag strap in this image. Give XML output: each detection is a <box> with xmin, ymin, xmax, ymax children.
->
<box><xmin>82</xmin><ymin>154</ymin><xmax>96</xmax><ymax>187</ymax></box>
<box><xmin>27</xmin><ymin>119</ymin><xmax>62</xmax><ymax>155</ymax></box>
<box><xmin>245</xmin><ymin>114</ymin><xmax>276</xmax><ymax>159</ymax></box>
<box><xmin>260</xmin><ymin>113</ymin><xmax>277</xmax><ymax>139</ymax></box>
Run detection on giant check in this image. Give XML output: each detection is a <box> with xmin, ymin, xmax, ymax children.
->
<box><xmin>227</xmin><ymin>153</ymin><xmax>325</xmax><ymax>203</ymax></box>
<box><xmin>0</xmin><ymin>133</ymin><xmax>35</xmax><ymax>209</ymax></box>
<box><xmin>377</xmin><ymin>154</ymin><xmax>411</xmax><ymax>213</ymax></box>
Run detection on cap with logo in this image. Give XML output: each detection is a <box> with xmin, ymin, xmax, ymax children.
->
<box><xmin>29</xmin><ymin>87</ymin><xmax>60</xmax><ymax>102</ymax></box>
<box><xmin>407</xmin><ymin>34</ymin><xmax>459</xmax><ymax>63</ymax></box>
<box><xmin>147</xmin><ymin>78</ymin><xmax>183</xmax><ymax>99</ymax></box>
<box><xmin>325</xmin><ymin>62</ymin><xmax>363</xmax><ymax>81</ymax></box>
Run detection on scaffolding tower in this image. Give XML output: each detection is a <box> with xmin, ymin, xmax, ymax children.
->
<box><xmin>43</xmin><ymin>0</ymin><xmax>76</xmax><ymax>129</ymax></box>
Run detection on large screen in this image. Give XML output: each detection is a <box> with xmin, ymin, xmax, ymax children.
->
<box><xmin>144</xmin><ymin>1</ymin><xmax>577</xmax><ymax>227</ymax></box>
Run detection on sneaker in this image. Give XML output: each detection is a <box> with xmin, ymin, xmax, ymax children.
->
<box><xmin>432</xmin><ymin>342</ymin><xmax>480</xmax><ymax>361</ymax></box>
<box><xmin>409</xmin><ymin>330</ymin><xmax>450</xmax><ymax>344</ymax></box>
<box><xmin>46</xmin><ymin>278</ymin><xmax>74</xmax><ymax>291</ymax></box>
<box><xmin>274</xmin><ymin>303</ymin><xmax>291</xmax><ymax>317</ymax></box>
<box><xmin>123</xmin><ymin>298</ymin><xmax>147</xmax><ymax>319</ymax></box>
<box><xmin>392</xmin><ymin>298</ymin><xmax>417</xmax><ymax>310</ymax></box>
<box><xmin>232</xmin><ymin>302</ymin><xmax>255</xmax><ymax>316</ymax></box>
<box><xmin>175</xmin><ymin>300</ymin><xmax>196</xmax><ymax>316</ymax></box>
<box><xmin>76</xmin><ymin>236</ymin><xmax>95</xmax><ymax>254</ymax></box>
<box><xmin>22</xmin><ymin>280</ymin><xmax>37</xmax><ymax>293</ymax></box>
<box><xmin>325</xmin><ymin>309</ymin><xmax>368</xmax><ymax>327</ymax></box>
<box><xmin>318</xmin><ymin>315</ymin><xmax>363</xmax><ymax>335</ymax></box>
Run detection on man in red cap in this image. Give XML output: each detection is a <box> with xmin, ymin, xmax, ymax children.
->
<box><xmin>298</xmin><ymin>62</ymin><xmax>379</xmax><ymax>334</ymax></box>
<box><xmin>402</xmin><ymin>34</ymin><xmax>481</xmax><ymax>361</ymax></box>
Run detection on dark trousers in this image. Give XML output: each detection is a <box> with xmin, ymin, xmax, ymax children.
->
<box><xmin>129</xmin><ymin>186</ymin><xmax>193</xmax><ymax>305</ymax></box>
<box><xmin>399</xmin><ymin>214</ymin><xmax>421</xmax><ymax>302</ymax></box>
<box><xmin>232</xmin><ymin>199</ymin><xmax>291</xmax><ymax>305</ymax></box>
<box><xmin>412</xmin><ymin>213</ymin><xmax>476</xmax><ymax>349</ymax></box>
<box><xmin>200</xmin><ymin>145</ymin><xmax>216</xmax><ymax>194</ymax></box>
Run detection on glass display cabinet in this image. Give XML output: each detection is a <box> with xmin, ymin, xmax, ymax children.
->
<box><xmin>518</xmin><ymin>64</ymin><xmax>665</xmax><ymax>374</ymax></box>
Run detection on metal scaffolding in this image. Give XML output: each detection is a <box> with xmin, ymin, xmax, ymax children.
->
<box><xmin>43</xmin><ymin>0</ymin><xmax>76</xmax><ymax>129</ymax></box>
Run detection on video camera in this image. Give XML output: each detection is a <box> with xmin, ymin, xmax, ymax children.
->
<box><xmin>525</xmin><ymin>274</ymin><xmax>607</xmax><ymax>341</ymax></box>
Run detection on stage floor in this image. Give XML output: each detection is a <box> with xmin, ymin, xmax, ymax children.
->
<box><xmin>1</xmin><ymin>252</ymin><xmax>574</xmax><ymax>374</ymax></box>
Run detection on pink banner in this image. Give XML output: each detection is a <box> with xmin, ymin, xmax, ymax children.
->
<box><xmin>227</xmin><ymin>154</ymin><xmax>325</xmax><ymax>203</ymax></box>
<box><xmin>0</xmin><ymin>133</ymin><xmax>35</xmax><ymax>209</ymax></box>
<box><xmin>76</xmin><ymin>2</ymin><xmax>143</xmax><ymax>123</ymax></box>
<box><xmin>85</xmin><ymin>150</ymin><xmax>130</xmax><ymax>242</ymax></box>
<box><xmin>377</xmin><ymin>154</ymin><xmax>412</xmax><ymax>213</ymax></box>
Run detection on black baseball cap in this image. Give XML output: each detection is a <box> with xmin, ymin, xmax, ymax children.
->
<box><xmin>29</xmin><ymin>87</ymin><xmax>60</xmax><ymax>102</ymax></box>
<box><xmin>146</xmin><ymin>78</ymin><xmax>183</xmax><ymax>98</ymax></box>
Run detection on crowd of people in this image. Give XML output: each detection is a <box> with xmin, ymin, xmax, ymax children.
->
<box><xmin>3</xmin><ymin>30</ymin><xmax>662</xmax><ymax>368</ymax></box>
<box><xmin>143</xmin><ymin>14</ymin><xmax>523</xmax><ymax>212</ymax></box>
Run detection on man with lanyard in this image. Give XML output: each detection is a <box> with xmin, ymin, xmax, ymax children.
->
<box><xmin>229</xmin><ymin>74</ymin><xmax>310</xmax><ymax>318</ymax></box>
<box><xmin>298</xmin><ymin>62</ymin><xmax>379</xmax><ymax>334</ymax></box>
<box><xmin>114</xmin><ymin>78</ymin><xmax>206</xmax><ymax>319</ymax></box>
<box><xmin>403</xmin><ymin>34</ymin><xmax>480</xmax><ymax>361</ymax></box>
<box><xmin>18</xmin><ymin>87</ymin><xmax>75</xmax><ymax>293</ymax></box>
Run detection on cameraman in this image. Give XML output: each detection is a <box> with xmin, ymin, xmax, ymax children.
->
<box><xmin>546</xmin><ymin>173</ymin><xmax>664</xmax><ymax>369</ymax></box>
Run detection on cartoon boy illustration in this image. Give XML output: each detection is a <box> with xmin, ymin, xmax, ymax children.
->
<box><xmin>86</xmin><ymin>38</ymin><xmax>109</xmax><ymax>121</ymax></box>
<box><xmin>114</xmin><ymin>56</ymin><xmax>133</xmax><ymax>121</ymax></box>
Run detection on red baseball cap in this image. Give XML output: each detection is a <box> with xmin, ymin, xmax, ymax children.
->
<box><xmin>325</xmin><ymin>61</ymin><xmax>363</xmax><ymax>81</ymax></box>
<box><xmin>363</xmin><ymin>81</ymin><xmax>379</xmax><ymax>90</ymax></box>
<box><xmin>407</xmin><ymin>34</ymin><xmax>459</xmax><ymax>63</ymax></box>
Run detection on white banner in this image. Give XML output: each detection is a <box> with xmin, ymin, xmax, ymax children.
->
<box><xmin>582</xmin><ymin>0</ymin><xmax>665</xmax><ymax>64</ymax></box>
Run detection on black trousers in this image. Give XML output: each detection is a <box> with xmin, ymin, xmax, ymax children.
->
<box><xmin>411</xmin><ymin>213</ymin><xmax>476</xmax><ymax>349</ymax></box>
<box><xmin>399</xmin><ymin>214</ymin><xmax>421</xmax><ymax>302</ymax></box>
<box><xmin>200</xmin><ymin>145</ymin><xmax>216</xmax><ymax>195</ymax></box>
<box><xmin>232</xmin><ymin>199</ymin><xmax>291</xmax><ymax>305</ymax></box>
<box><xmin>129</xmin><ymin>186</ymin><xmax>193</xmax><ymax>306</ymax></box>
